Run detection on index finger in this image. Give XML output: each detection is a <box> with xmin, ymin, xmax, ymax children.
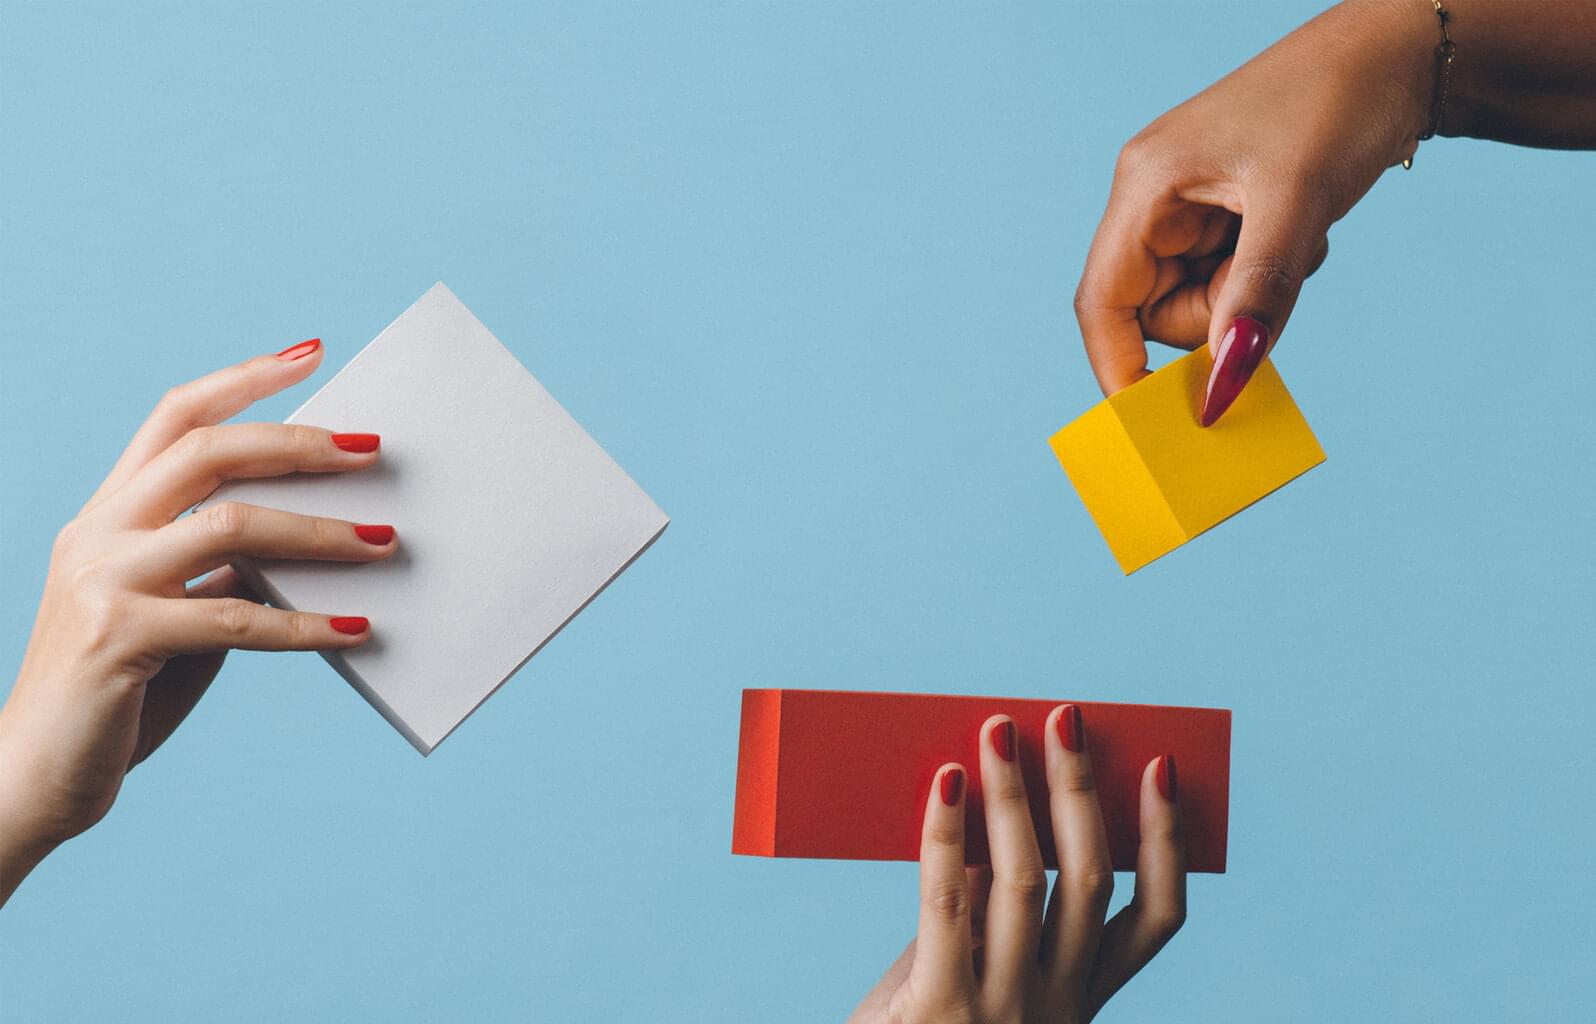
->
<box><xmin>84</xmin><ymin>339</ymin><xmax>325</xmax><ymax>515</ymax></box>
<box><xmin>1073</xmin><ymin>194</ymin><xmax>1160</xmax><ymax>395</ymax></box>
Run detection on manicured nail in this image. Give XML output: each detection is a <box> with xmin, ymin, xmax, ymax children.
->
<box><xmin>1199</xmin><ymin>316</ymin><xmax>1269</xmax><ymax>427</ymax></box>
<box><xmin>329</xmin><ymin>616</ymin><xmax>369</xmax><ymax>635</ymax></box>
<box><xmin>331</xmin><ymin>433</ymin><xmax>380</xmax><ymax>453</ymax></box>
<box><xmin>275</xmin><ymin>339</ymin><xmax>321</xmax><ymax>361</ymax></box>
<box><xmin>354</xmin><ymin>524</ymin><xmax>394</xmax><ymax>545</ymax></box>
<box><xmin>939</xmin><ymin>766</ymin><xmax>965</xmax><ymax>805</ymax></box>
<box><xmin>1057</xmin><ymin>704</ymin><xmax>1083</xmax><ymax>753</ymax></box>
<box><xmin>1156</xmin><ymin>755</ymin><xmax>1178</xmax><ymax>802</ymax></box>
<box><xmin>991</xmin><ymin>720</ymin><xmax>1016</xmax><ymax>762</ymax></box>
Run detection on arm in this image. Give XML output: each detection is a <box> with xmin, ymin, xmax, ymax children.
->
<box><xmin>1074</xmin><ymin>0</ymin><xmax>1596</xmax><ymax>424</ymax></box>
<box><xmin>1443</xmin><ymin>0</ymin><xmax>1596</xmax><ymax>149</ymax></box>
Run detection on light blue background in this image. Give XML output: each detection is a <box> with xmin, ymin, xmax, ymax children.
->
<box><xmin>3</xmin><ymin>2</ymin><xmax>1593</xmax><ymax>1021</ymax></box>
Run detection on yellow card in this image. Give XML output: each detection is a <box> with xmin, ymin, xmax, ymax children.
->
<box><xmin>1049</xmin><ymin>348</ymin><xmax>1325</xmax><ymax>574</ymax></box>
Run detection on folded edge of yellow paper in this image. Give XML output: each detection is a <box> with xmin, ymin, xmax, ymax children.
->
<box><xmin>1049</xmin><ymin>349</ymin><xmax>1327</xmax><ymax>575</ymax></box>
<box><xmin>1048</xmin><ymin>401</ymin><xmax>1185</xmax><ymax>574</ymax></box>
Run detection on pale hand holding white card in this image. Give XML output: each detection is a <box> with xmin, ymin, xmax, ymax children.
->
<box><xmin>206</xmin><ymin>283</ymin><xmax>669</xmax><ymax>754</ymax></box>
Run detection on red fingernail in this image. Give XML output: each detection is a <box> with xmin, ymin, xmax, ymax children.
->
<box><xmin>1199</xmin><ymin>316</ymin><xmax>1269</xmax><ymax>427</ymax></box>
<box><xmin>991</xmin><ymin>720</ymin><xmax>1016</xmax><ymax>762</ymax></box>
<box><xmin>939</xmin><ymin>767</ymin><xmax>965</xmax><ymax>806</ymax></box>
<box><xmin>330</xmin><ymin>616</ymin><xmax>369</xmax><ymax>635</ymax></box>
<box><xmin>275</xmin><ymin>339</ymin><xmax>321</xmax><ymax>361</ymax></box>
<box><xmin>1156</xmin><ymin>755</ymin><xmax>1178</xmax><ymax>802</ymax></box>
<box><xmin>1057</xmin><ymin>704</ymin><xmax>1083</xmax><ymax>753</ymax></box>
<box><xmin>331</xmin><ymin>433</ymin><xmax>380</xmax><ymax>453</ymax></box>
<box><xmin>354</xmin><ymin>524</ymin><xmax>394</xmax><ymax>545</ymax></box>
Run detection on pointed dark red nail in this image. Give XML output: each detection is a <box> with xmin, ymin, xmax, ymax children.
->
<box><xmin>991</xmin><ymin>720</ymin><xmax>1016</xmax><ymax>762</ymax></box>
<box><xmin>331</xmin><ymin>433</ymin><xmax>380</xmax><ymax>453</ymax></box>
<box><xmin>354</xmin><ymin>524</ymin><xmax>394</xmax><ymax>545</ymax></box>
<box><xmin>330</xmin><ymin>616</ymin><xmax>369</xmax><ymax>635</ymax></box>
<box><xmin>939</xmin><ymin>766</ymin><xmax>965</xmax><ymax>806</ymax></box>
<box><xmin>275</xmin><ymin>339</ymin><xmax>321</xmax><ymax>361</ymax></box>
<box><xmin>1057</xmin><ymin>705</ymin><xmax>1083</xmax><ymax>753</ymax></box>
<box><xmin>1156</xmin><ymin>755</ymin><xmax>1178</xmax><ymax>802</ymax></box>
<box><xmin>1199</xmin><ymin>316</ymin><xmax>1269</xmax><ymax>426</ymax></box>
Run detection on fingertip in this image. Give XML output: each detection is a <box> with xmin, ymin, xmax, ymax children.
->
<box><xmin>328</xmin><ymin>615</ymin><xmax>370</xmax><ymax>640</ymax></box>
<box><xmin>937</xmin><ymin>762</ymin><xmax>966</xmax><ymax>807</ymax></box>
<box><xmin>273</xmin><ymin>338</ymin><xmax>323</xmax><ymax>364</ymax></box>
<box><xmin>1049</xmin><ymin>703</ymin><xmax>1085</xmax><ymax>755</ymax></box>
<box><xmin>980</xmin><ymin>714</ymin><xmax>1019</xmax><ymax>766</ymax></box>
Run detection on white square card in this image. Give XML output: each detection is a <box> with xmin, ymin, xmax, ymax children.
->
<box><xmin>208</xmin><ymin>283</ymin><xmax>669</xmax><ymax>753</ymax></box>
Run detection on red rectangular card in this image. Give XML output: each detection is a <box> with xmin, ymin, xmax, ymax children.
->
<box><xmin>733</xmin><ymin>689</ymin><xmax>1231</xmax><ymax>872</ymax></box>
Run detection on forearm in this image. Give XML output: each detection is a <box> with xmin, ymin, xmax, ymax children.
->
<box><xmin>1401</xmin><ymin>0</ymin><xmax>1596</xmax><ymax>148</ymax></box>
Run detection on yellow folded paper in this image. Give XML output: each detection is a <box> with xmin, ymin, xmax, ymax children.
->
<box><xmin>1049</xmin><ymin>348</ymin><xmax>1325</xmax><ymax>574</ymax></box>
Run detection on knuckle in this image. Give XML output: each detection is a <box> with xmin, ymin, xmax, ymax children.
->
<box><xmin>1001</xmin><ymin>866</ymin><xmax>1049</xmax><ymax>908</ymax></box>
<box><xmin>1064</xmin><ymin>865</ymin><xmax>1115</xmax><ymax>909</ymax></box>
<box><xmin>309</xmin><ymin>515</ymin><xmax>343</xmax><ymax>550</ymax></box>
<box><xmin>288</xmin><ymin>424</ymin><xmax>325</xmax><ymax>456</ymax></box>
<box><xmin>214</xmin><ymin>598</ymin><xmax>256</xmax><ymax>640</ymax></box>
<box><xmin>1114</xmin><ymin>131</ymin><xmax>1161</xmax><ymax>179</ymax></box>
<box><xmin>988</xmin><ymin>778</ymin><xmax>1030</xmax><ymax>806</ymax></box>
<box><xmin>200</xmin><ymin>501</ymin><xmax>251</xmax><ymax>542</ymax></box>
<box><xmin>1145</xmin><ymin>903</ymin><xmax>1187</xmax><ymax>943</ymax></box>
<box><xmin>1238</xmin><ymin>251</ymin><xmax>1303</xmax><ymax>299</ymax></box>
<box><xmin>927</xmin><ymin>881</ymin><xmax>970</xmax><ymax>922</ymax></box>
<box><xmin>176</xmin><ymin>424</ymin><xmax>220</xmax><ymax>462</ymax></box>
<box><xmin>285</xmin><ymin>611</ymin><xmax>317</xmax><ymax>647</ymax></box>
<box><xmin>155</xmin><ymin>384</ymin><xmax>195</xmax><ymax>420</ymax></box>
<box><xmin>51</xmin><ymin>519</ymin><xmax>86</xmax><ymax>558</ymax></box>
<box><xmin>1054</xmin><ymin>761</ymin><xmax>1098</xmax><ymax>795</ymax></box>
<box><xmin>925</xmin><ymin>822</ymin><xmax>964</xmax><ymax>849</ymax></box>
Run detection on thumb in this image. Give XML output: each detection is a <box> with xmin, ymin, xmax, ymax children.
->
<box><xmin>1200</xmin><ymin>197</ymin><xmax>1325</xmax><ymax>426</ymax></box>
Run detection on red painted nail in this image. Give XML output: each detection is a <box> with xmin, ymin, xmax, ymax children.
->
<box><xmin>329</xmin><ymin>616</ymin><xmax>369</xmax><ymax>635</ymax></box>
<box><xmin>354</xmin><ymin>524</ymin><xmax>394</xmax><ymax>545</ymax></box>
<box><xmin>939</xmin><ymin>766</ymin><xmax>965</xmax><ymax>806</ymax></box>
<box><xmin>275</xmin><ymin>339</ymin><xmax>321</xmax><ymax>361</ymax></box>
<box><xmin>991</xmin><ymin>720</ymin><xmax>1016</xmax><ymax>762</ymax></box>
<box><xmin>1199</xmin><ymin>316</ymin><xmax>1269</xmax><ymax>427</ymax></box>
<box><xmin>331</xmin><ymin>433</ymin><xmax>380</xmax><ymax>453</ymax></box>
<box><xmin>1156</xmin><ymin>755</ymin><xmax>1178</xmax><ymax>802</ymax></box>
<box><xmin>1057</xmin><ymin>704</ymin><xmax>1083</xmax><ymax>753</ymax></box>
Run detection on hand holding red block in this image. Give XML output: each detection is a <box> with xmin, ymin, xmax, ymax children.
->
<box><xmin>733</xmin><ymin>689</ymin><xmax>1231</xmax><ymax>872</ymax></box>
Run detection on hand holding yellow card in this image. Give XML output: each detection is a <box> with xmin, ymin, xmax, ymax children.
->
<box><xmin>1049</xmin><ymin>347</ymin><xmax>1324</xmax><ymax>574</ymax></box>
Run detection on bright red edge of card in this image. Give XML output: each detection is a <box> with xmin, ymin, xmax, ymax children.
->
<box><xmin>731</xmin><ymin>689</ymin><xmax>1231</xmax><ymax>873</ymax></box>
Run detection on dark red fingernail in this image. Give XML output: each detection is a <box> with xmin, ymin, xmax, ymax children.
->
<box><xmin>330</xmin><ymin>616</ymin><xmax>369</xmax><ymax>635</ymax></box>
<box><xmin>275</xmin><ymin>339</ymin><xmax>321</xmax><ymax>361</ymax></box>
<box><xmin>1156</xmin><ymin>755</ymin><xmax>1178</xmax><ymax>802</ymax></box>
<box><xmin>939</xmin><ymin>767</ymin><xmax>965</xmax><ymax>806</ymax></box>
<box><xmin>331</xmin><ymin>433</ymin><xmax>380</xmax><ymax>453</ymax></box>
<box><xmin>1057</xmin><ymin>705</ymin><xmax>1083</xmax><ymax>753</ymax></box>
<box><xmin>991</xmin><ymin>720</ymin><xmax>1016</xmax><ymax>762</ymax></box>
<box><xmin>1199</xmin><ymin>316</ymin><xmax>1269</xmax><ymax>427</ymax></box>
<box><xmin>354</xmin><ymin>524</ymin><xmax>394</xmax><ymax>545</ymax></box>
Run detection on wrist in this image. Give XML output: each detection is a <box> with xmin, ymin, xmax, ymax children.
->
<box><xmin>0</xmin><ymin>736</ymin><xmax>62</xmax><ymax>906</ymax></box>
<box><xmin>1343</xmin><ymin>0</ymin><xmax>1449</xmax><ymax>156</ymax></box>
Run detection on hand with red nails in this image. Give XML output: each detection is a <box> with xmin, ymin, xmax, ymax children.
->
<box><xmin>1073</xmin><ymin>0</ymin><xmax>1596</xmax><ymax>425</ymax></box>
<box><xmin>850</xmin><ymin>709</ymin><xmax>1185</xmax><ymax>1024</ymax></box>
<box><xmin>0</xmin><ymin>341</ymin><xmax>395</xmax><ymax>905</ymax></box>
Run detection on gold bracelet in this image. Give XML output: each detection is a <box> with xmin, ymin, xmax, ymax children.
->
<box><xmin>1403</xmin><ymin>0</ymin><xmax>1457</xmax><ymax>170</ymax></box>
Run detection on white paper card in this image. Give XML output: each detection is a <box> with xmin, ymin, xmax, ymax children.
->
<box><xmin>207</xmin><ymin>283</ymin><xmax>669</xmax><ymax>754</ymax></box>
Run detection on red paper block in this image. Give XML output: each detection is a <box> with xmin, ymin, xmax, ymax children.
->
<box><xmin>733</xmin><ymin>690</ymin><xmax>1231</xmax><ymax>873</ymax></box>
